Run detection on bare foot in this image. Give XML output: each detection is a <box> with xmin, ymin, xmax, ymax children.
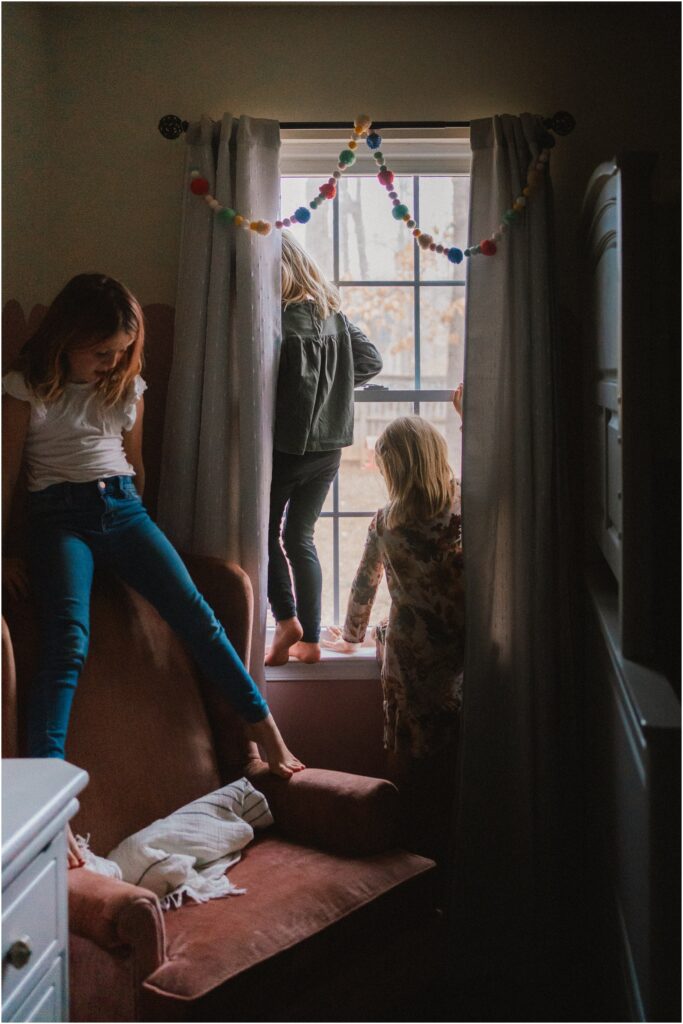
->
<box><xmin>67</xmin><ymin>825</ymin><xmax>84</xmax><ymax>869</ymax></box>
<box><xmin>289</xmin><ymin>641</ymin><xmax>321</xmax><ymax>663</ymax></box>
<box><xmin>248</xmin><ymin>714</ymin><xmax>306</xmax><ymax>778</ymax></box>
<box><xmin>265</xmin><ymin>617</ymin><xmax>303</xmax><ymax>666</ymax></box>
<box><xmin>267</xmin><ymin>749</ymin><xmax>306</xmax><ymax>778</ymax></box>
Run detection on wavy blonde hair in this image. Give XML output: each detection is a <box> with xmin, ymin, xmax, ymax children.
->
<box><xmin>15</xmin><ymin>274</ymin><xmax>144</xmax><ymax>407</ymax></box>
<box><xmin>375</xmin><ymin>416</ymin><xmax>454</xmax><ymax>529</ymax></box>
<box><xmin>281</xmin><ymin>230</ymin><xmax>341</xmax><ymax>320</ymax></box>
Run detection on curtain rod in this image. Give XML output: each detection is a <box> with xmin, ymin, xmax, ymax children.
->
<box><xmin>279</xmin><ymin>120</ymin><xmax>470</xmax><ymax>129</ymax></box>
<box><xmin>158</xmin><ymin>112</ymin><xmax>575</xmax><ymax>139</ymax></box>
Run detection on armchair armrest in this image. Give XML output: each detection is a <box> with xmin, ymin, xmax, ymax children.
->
<box><xmin>247</xmin><ymin>765</ymin><xmax>400</xmax><ymax>855</ymax></box>
<box><xmin>68</xmin><ymin>869</ymin><xmax>167</xmax><ymax>978</ymax></box>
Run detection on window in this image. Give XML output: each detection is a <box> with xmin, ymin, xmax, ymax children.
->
<box><xmin>278</xmin><ymin>130</ymin><xmax>470</xmax><ymax>628</ymax></box>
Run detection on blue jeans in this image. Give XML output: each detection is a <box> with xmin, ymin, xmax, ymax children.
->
<box><xmin>27</xmin><ymin>475</ymin><xmax>269</xmax><ymax>759</ymax></box>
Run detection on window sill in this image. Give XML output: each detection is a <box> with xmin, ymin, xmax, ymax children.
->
<box><xmin>264</xmin><ymin>629</ymin><xmax>380</xmax><ymax>682</ymax></box>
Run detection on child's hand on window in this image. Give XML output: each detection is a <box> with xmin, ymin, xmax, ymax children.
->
<box><xmin>452</xmin><ymin>383</ymin><xmax>464</xmax><ymax>421</ymax></box>
<box><xmin>320</xmin><ymin>625</ymin><xmax>362</xmax><ymax>653</ymax></box>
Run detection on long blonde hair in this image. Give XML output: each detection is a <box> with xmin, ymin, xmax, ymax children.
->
<box><xmin>375</xmin><ymin>416</ymin><xmax>454</xmax><ymax>528</ymax></box>
<box><xmin>281</xmin><ymin>230</ymin><xmax>341</xmax><ymax>320</ymax></box>
<box><xmin>15</xmin><ymin>274</ymin><xmax>144</xmax><ymax>407</ymax></box>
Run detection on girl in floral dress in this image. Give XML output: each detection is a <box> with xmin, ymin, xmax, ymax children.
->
<box><xmin>327</xmin><ymin>399</ymin><xmax>464</xmax><ymax>863</ymax></box>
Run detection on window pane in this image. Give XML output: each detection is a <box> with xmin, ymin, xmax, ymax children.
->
<box><xmin>314</xmin><ymin>516</ymin><xmax>335</xmax><ymax>629</ymax></box>
<box><xmin>419</xmin><ymin>285</ymin><xmax>465</xmax><ymax>390</ymax></box>
<box><xmin>339</xmin><ymin>286</ymin><xmax>414</xmax><ymax>387</ymax></box>
<box><xmin>338</xmin><ymin>175</ymin><xmax>413</xmax><ymax>281</ymax></box>
<box><xmin>279</xmin><ymin>178</ymin><xmax>334</xmax><ymax>279</ymax></box>
<box><xmin>338</xmin><ymin>516</ymin><xmax>392</xmax><ymax>630</ymax></box>
<box><xmin>339</xmin><ymin>401</ymin><xmax>416</xmax><ymax>512</ymax></box>
<box><xmin>418</xmin><ymin>176</ymin><xmax>470</xmax><ymax>281</ymax></box>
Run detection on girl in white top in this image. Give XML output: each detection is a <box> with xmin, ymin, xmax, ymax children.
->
<box><xmin>3</xmin><ymin>274</ymin><xmax>304</xmax><ymax>864</ymax></box>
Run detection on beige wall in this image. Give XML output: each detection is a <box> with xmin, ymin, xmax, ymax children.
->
<box><xmin>3</xmin><ymin>1</ymin><xmax>680</xmax><ymax>310</ymax></box>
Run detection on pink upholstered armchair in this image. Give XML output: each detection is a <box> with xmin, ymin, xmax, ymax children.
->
<box><xmin>2</xmin><ymin>556</ymin><xmax>438</xmax><ymax>1022</ymax></box>
<box><xmin>2</xmin><ymin>302</ymin><xmax>439</xmax><ymax>1020</ymax></box>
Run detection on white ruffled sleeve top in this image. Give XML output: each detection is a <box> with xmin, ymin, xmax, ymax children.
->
<box><xmin>2</xmin><ymin>371</ymin><xmax>147</xmax><ymax>491</ymax></box>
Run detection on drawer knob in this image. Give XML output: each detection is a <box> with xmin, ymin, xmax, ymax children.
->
<box><xmin>7</xmin><ymin>937</ymin><xmax>32</xmax><ymax>969</ymax></box>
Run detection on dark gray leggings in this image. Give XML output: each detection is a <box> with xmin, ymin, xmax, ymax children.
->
<box><xmin>267</xmin><ymin>449</ymin><xmax>342</xmax><ymax>642</ymax></box>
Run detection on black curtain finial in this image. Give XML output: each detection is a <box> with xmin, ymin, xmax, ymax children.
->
<box><xmin>158</xmin><ymin>115</ymin><xmax>188</xmax><ymax>140</ymax></box>
<box><xmin>542</xmin><ymin>110</ymin><xmax>576</xmax><ymax>136</ymax></box>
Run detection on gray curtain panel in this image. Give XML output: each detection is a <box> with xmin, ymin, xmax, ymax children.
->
<box><xmin>453</xmin><ymin>114</ymin><xmax>577</xmax><ymax>971</ymax></box>
<box><xmin>158</xmin><ymin>113</ymin><xmax>281</xmax><ymax>685</ymax></box>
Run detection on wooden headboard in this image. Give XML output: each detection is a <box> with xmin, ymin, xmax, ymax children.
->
<box><xmin>581</xmin><ymin>154</ymin><xmax>659</xmax><ymax>662</ymax></box>
<box><xmin>580</xmin><ymin>156</ymin><xmax>680</xmax><ymax>1021</ymax></box>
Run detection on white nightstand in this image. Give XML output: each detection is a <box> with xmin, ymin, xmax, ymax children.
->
<box><xmin>2</xmin><ymin>759</ymin><xmax>88</xmax><ymax>1022</ymax></box>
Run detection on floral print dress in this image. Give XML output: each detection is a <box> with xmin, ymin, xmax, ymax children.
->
<box><xmin>342</xmin><ymin>495</ymin><xmax>464</xmax><ymax>759</ymax></box>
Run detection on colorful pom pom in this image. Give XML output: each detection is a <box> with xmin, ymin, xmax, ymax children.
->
<box><xmin>186</xmin><ymin>110</ymin><xmax>554</xmax><ymax>261</ymax></box>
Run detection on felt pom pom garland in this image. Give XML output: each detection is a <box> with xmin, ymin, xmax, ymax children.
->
<box><xmin>188</xmin><ymin>114</ymin><xmax>552</xmax><ymax>260</ymax></box>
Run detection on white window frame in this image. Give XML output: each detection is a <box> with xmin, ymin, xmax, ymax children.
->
<box><xmin>277</xmin><ymin>128</ymin><xmax>470</xmax><ymax>639</ymax></box>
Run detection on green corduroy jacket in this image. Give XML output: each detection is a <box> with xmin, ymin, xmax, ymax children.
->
<box><xmin>274</xmin><ymin>301</ymin><xmax>383</xmax><ymax>455</ymax></box>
